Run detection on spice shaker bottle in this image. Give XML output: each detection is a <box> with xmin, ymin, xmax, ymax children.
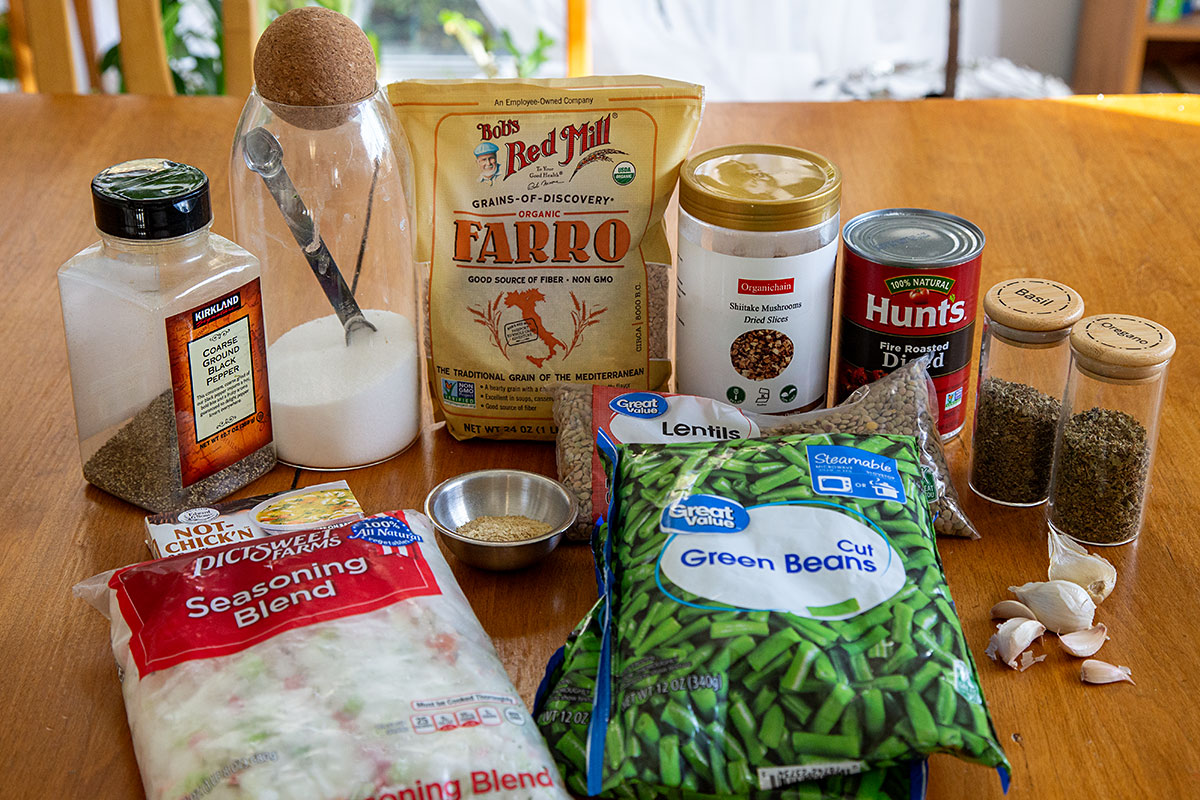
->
<box><xmin>58</xmin><ymin>159</ymin><xmax>275</xmax><ymax>513</ymax></box>
<box><xmin>230</xmin><ymin>8</ymin><xmax>421</xmax><ymax>469</ymax></box>
<box><xmin>676</xmin><ymin>144</ymin><xmax>841</xmax><ymax>413</ymax></box>
<box><xmin>968</xmin><ymin>278</ymin><xmax>1084</xmax><ymax>506</ymax></box>
<box><xmin>1046</xmin><ymin>314</ymin><xmax>1175</xmax><ymax>545</ymax></box>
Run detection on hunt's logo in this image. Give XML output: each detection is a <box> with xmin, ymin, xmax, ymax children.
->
<box><xmin>883</xmin><ymin>275</ymin><xmax>955</xmax><ymax>296</ymax></box>
<box><xmin>474</xmin><ymin>114</ymin><xmax>621</xmax><ymax>181</ymax></box>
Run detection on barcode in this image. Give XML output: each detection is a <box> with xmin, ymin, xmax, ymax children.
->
<box><xmin>757</xmin><ymin>761</ymin><xmax>865</xmax><ymax>789</ymax></box>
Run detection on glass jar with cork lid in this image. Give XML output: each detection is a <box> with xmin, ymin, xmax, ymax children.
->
<box><xmin>230</xmin><ymin>7</ymin><xmax>420</xmax><ymax>470</ymax></box>
<box><xmin>1046</xmin><ymin>314</ymin><xmax>1175</xmax><ymax>545</ymax></box>
<box><xmin>968</xmin><ymin>278</ymin><xmax>1084</xmax><ymax>506</ymax></box>
<box><xmin>675</xmin><ymin>144</ymin><xmax>841</xmax><ymax>414</ymax></box>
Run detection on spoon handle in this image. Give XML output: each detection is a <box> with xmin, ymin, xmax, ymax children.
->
<box><xmin>244</xmin><ymin>129</ymin><xmax>375</xmax><ymax>340</ymax></box>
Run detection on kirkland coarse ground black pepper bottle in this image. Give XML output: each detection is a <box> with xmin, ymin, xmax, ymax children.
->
<box><xmin>969</xmin><ymin>278</ymin><xmax>1084</xmax><ymax>506</ymax></box>
<box><xmin>57</xmin><ymin>159</ymin><xmax>275</xmax><ymax>512</ymax></box>
<box><xmin>1046</xmin><ymin>314</ymin><xmax>1175</xmax><ymax>546</ymax></box>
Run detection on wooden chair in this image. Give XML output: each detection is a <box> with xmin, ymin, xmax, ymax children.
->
<box><xmin>10</xmin><ymin>0</ymin><xmax>259</xmax><ymax>96</ymax></box>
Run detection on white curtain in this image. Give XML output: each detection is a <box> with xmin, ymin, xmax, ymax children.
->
<box><xmin>476</xmin><ymin>0</ymin><xmax>949</xmax><ymax>100</ymax></box>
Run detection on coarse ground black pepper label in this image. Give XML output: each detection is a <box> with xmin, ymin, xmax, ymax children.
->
<box><xmin>166</xmin><ymin>279</ymin><xmax>272</xmax><ymax>487</ymax></box>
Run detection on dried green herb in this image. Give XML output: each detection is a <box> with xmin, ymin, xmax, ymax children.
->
<box><xmin>971</xmin><ymin>377</ymin><xmax>1061</xmax><ymax>504</ymax></box>
<box><xmin>1051</xmin><ymin>407</ymin><xmax>1150</xmax><ymax>544</ymax></box>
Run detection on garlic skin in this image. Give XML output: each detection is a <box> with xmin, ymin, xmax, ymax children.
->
<box><xmin>985</xmin><ymin>617</ymin><xmax>1046</xmax><ymax>669</ymax></box>
<box><xmin>1059</xmin><ymin>624</ymin><xmax>1109</xmax><ymax>657</ymax></box>
<box><xmin>1081</xmin><ymin>659</ymin><xmax>1134</xmax><ymax>685</ymax></box>
<box><xmin>1048</xmin><ymin>531</ymin><xmax>1118</xmax><ymax>604</ymax></box>
<box><xmin>1018</xmin><ymin>651</ymin><xmax>1046</xmax><ymax>672</ymax></box>
<box><xmin>990</xmin><ymin>600</ymin><xmax>1036</xmax><ymax>620</ymax></box>
<box><xmin>1009</xmin><ymin>580</ymin><xmax>1096</xmax><ymax>634</ymax></box>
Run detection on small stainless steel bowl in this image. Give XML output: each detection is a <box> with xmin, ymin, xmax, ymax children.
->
<box><xmin>424</xmin><ymin>469</ymin><xmax>577</xmax><ymax>571</ymax></box>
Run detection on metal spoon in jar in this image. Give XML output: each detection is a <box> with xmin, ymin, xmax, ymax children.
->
<box><xmin>241</xmin><ymin>126</ymin><xmax>376</xmax><ymax>345</ymax></box>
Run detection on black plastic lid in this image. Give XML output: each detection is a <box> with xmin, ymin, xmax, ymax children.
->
<box><xmin>91</xmin><ymin>158</ymin><xmax>212</xmax><ymax>240</ymax></box>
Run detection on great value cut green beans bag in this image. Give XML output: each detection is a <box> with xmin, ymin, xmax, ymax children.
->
<box><xmin>535</xmin><ymin>432</ymin><xmax>1009</xmax><ymax>797</ymax></box>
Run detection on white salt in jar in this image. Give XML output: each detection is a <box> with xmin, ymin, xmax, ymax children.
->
<box><xmin>231</xmin><ymin>88</ymin><xmax>422</xmax><ymax>469</ymax></box>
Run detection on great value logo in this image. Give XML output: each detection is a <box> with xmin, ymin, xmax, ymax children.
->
<box><xmin>609</xmin><ymin>392</ymin><xmax>668</xmax><ymax>419</ymax></box>
<box><xmin>606</xmin><ymin>394</ymin><xmax>760</xmax><ymax>445</ymax></box>
<box><xmin>660</xmin><ymin>494</ymin><xmax>750</xmax><ymax>535</ymax></box>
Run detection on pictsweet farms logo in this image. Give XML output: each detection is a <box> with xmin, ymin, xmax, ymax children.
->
<box><xmin>476</xmin><ymin>114</ymin><xmax>623</xmax><ymax>180</ymax></box>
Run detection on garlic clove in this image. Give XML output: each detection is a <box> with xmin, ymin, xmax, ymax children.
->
<box><xmin>985</xmin><ymin>617</ymin><xmax>1046</xmax><ymax>669</ymax></box>
<box><xmin>1058</xmin><ymin>624</ymin><xmax>1109</xmax><ymax>658</ymax></box>
<box><xmin>1081</xmin><ymin>659</ymin><xmax>1134</xmax><ymax>685</ymax></box>
<box><xmin>991</xmin><ymin>600</ymin><xmax>1036</xmax><ymax>620</ymax></box>
<box><xmin>1018</xmin><ymin>651</ymin><xmax>1046</xmax><ymax>672</ymax></box>
<box><xmin>1048</xmin><ymin>531</ymin><xmax>1118</xmax><ymax>604</ymax></box>
<box><xmin>1008</xmin><ymin>580</ymin><xmax>1096</xmax><ymax>634</ymax></box>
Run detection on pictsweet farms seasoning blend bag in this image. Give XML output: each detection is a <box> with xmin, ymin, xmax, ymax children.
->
<box><xmin>389</xmin><ymin>77</ymin><xmax>703</xmax><ymax>440</ymax></box>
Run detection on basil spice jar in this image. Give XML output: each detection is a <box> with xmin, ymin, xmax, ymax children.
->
<box><xmin>675</xmin><ymin>145</ymin><xmax>841</xmax><ymax>413</ymax></box>
<box><xmin>968</xmin><ymin>278</ymin><xmax>1084</xmax><ymax>506</ymax></box>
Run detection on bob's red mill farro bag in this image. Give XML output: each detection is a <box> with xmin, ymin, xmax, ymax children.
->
<box><xmin>389</xmin><ymin>77</ymin><xmax>703</xmax><ymax>440</ymax></box>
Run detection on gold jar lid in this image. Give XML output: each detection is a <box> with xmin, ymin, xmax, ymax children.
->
<box><xmin>1070</xmin><ymin>314</ymin><xmax>1176</xmax><ymax>377</ymax></box>
<box><xmin>984</xmin><ymin>278</ymin><xmax>1084</xmax><ymax>332</ymax></box>
<box><xmin>679</xmin><ymin>144</ymin><xmax>841</xmax><ymax>232</ymax></box>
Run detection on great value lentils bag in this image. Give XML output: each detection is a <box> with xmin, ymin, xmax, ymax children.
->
<box><xmin>76</xmin><ymin>511</ymin><xmax>568</xmax><ymax>800</ymax></box>
<box><xmin>535</xmin><ymin>434</ymin><xmax>1009</xmax><ymax>797</ymax></box>
<box><xmin>389</xmin><ymin>77</ymin><xmax>703</xmax><ymax>440</ymax></box>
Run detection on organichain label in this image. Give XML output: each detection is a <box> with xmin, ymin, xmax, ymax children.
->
<box><xmin>111</xmin><ymin>512</ymin><xmax>441</xmax><ymax>677</ymax></box>
<box><xmin>391</xmin><ymin>78</ymin><xmax>702</xmax><ymax>441</ymax></box>
<box><xmin>590</xmin><ymin>387</ymin><xmax>761</xmax><ymax>532</ymax></box>
<box><xmin>657</xmin><ymin>477</ymin><xmax>906</xmax><ymax>621</ymax></box>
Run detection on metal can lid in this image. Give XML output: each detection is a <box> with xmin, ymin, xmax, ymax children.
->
<box><xmin>679</xmin><ymin>144</ymin><xmax>841</xmax><ymax>232</ymax></box>
<box><xmin>843</xmin><ymin>208</ymin><xmax>984</xmax><ymax>268</ymax></box>
<box><xmin>1070</xmin><ymin>314</ymin><xmax>1176</xmax><ymax>370</ymax></box>
<box><xmin>984</xmin><ymin>278</ymin><xmax>1084</xmax><ymax>332</ymax></box>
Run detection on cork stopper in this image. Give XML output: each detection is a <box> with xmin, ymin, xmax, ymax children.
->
<box><xmin>253</xmin><ymin>7</ymin><xmax>376</xmax><ymax>130</ymax></box>
<box><xmin>984</xmin><ymin>278</ymin><xmax>1084</xmax><ymax>332</ymax></box>
<box><xmin>1070</xmin><ymin>314</ymin><xmax>1176</xmax><ymax>379</ymax></box>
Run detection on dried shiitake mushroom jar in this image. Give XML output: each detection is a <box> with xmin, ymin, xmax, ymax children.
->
<box><xmin>674</xmin><ymin>144</ymin><xmax>841</xmax><ymax>416</ymax></box>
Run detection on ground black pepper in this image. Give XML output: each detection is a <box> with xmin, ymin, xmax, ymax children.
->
<box><xmin>83</xmin><ymin>391</ymin><xmax>275</xmax><ymax>513</ymax></box>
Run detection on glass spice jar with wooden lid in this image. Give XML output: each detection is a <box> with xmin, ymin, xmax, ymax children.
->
<box><xmin>1046</xmin><ymin>314</ymin><xmax>1175</xmax><ymax>546</ymax></box>
<box><xmin>968</xmin><ymin>278</ymin><xmax>1085</xmax><ymax>506</ymax></box>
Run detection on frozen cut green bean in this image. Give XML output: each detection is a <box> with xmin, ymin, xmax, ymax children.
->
<box><xmin>536</xmin><ymin>432</ymin><xmax>1007</xmax><ymax>798</ymax></box>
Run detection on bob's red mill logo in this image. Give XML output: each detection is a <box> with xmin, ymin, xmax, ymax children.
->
<box><xmin>475</xmin><ymin>114</ymin><xmax>613</xmax><ymax>179</ymax></box>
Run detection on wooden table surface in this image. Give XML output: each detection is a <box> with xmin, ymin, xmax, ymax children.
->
<box><xmin>1</xmin><ymin>93</ymin><xmax>1197</xmax><ymax>799</ymax></box>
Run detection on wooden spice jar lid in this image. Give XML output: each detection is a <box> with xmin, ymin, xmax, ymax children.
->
<box><xmin>1070</xmin><ymin>314</ymin><xmax>1176</xmax><ymax>371</ymax></box>
<box><xmin>983</xmin><ymin>278</ymin><xmax>1084</xmax><ymax>332</ymax></box>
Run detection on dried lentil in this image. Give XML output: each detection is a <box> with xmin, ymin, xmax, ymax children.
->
<box><xmin>551</xmin><ymin>356</ymin><xmax>976</xmax><ymax>541</ymax></box>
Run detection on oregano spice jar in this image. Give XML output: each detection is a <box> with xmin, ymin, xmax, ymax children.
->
<box><xmin>968</xmin><ymin>278</ymin><xmax>1084</xmax><ymax>506</ymax></box>
<box><xmin>1046</xmin><ymin>314</ymin><xmax>1175</xmax><ymax>546</ymax></box>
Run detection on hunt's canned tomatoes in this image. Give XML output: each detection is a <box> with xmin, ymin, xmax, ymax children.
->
<box><xmin>837</xmin><ymin>208</ymin><xmax>984</xmax><ymax>439</ymax></box>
